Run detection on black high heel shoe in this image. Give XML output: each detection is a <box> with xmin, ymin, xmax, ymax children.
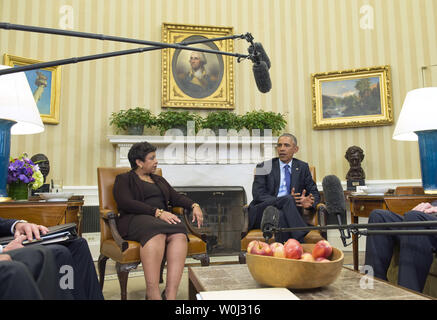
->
<box><xmin>161</xmin><ymin>289</ymin><xmax>167</xmax><ymax>300</ymax></box>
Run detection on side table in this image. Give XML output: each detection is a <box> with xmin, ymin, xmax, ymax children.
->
<box><xmin>0</xmin><ymin>195</ymin><xmax>85</xmax><ymax>235</ymax></box>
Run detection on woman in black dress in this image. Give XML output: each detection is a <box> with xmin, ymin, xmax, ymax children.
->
<box><xmin>113</xmin><ymin>142</ymin><xmax>203</xmax><ymax>300</ymax></box>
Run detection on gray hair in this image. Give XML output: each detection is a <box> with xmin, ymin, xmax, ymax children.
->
<box><xmin>278</xmin><ymin>133</ymin><xmax>298</xmax><ymax>146</ymax></box>
<box><xmin>190</xmin><ymin>51</ymin><xmax>207</xmax><ymax>65</ymax></box>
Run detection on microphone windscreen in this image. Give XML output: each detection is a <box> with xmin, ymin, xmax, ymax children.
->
<box><xmin>252</xmin><ymin>61</ymin><xmax>272</xmax><ymax>93</ymax></box>
<box><xmin>248</xmin><ymin>42</ymin><xmax>271</xmax><ymax>69</ymax></box>
<box><xmin>261</xmin><ymin>206</ymin><xmax>280</xmax><ymax>232</ymax></box>
<box><xmin>322</xmin><ymin>175</ymin><xmax>346</xmax><ymax>215</ymax></box>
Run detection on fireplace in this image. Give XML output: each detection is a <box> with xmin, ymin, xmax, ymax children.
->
<box><xmin>174</xmin><ymin>186</ymin><xmax>246</xmax><ymax>255</ymax></box>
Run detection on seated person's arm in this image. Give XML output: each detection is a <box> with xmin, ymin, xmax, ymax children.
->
<box><xmin>252</xmin><ymin>172</ymin><xmax>277</xmax><ymax>204</ymax></box>
<box><xmin>0</xmin><ymin>218</ymin><xmax>48</xmax><ymax>242</ymax></box>
<box><xmin>113</xmin><ymin>175</ymin><xmax>157</xmax><ymax>216</ymax></box>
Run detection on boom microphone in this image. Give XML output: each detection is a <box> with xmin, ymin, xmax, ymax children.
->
<box><xmin>261</xmin><ymin>206</ymin><xmax>280</xmax><ymax>241</ymax></box>
<box><xmin>322</xmin><ymin>175</ymin><xmax>348</xmax><ymax>246</ymax></box>
<box><xmin>248</xmin><ymin>42</ymin><xmax>271</xmax><ymax>69</ymax></box>
<box><xmin>252</xmin><ymin>60</ymin><xmax>272</xmax><ymax>93</ymax></box>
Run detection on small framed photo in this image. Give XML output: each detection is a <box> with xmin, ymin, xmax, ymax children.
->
<box><xmin>161</xmin><ymin>23</ymin><xmax>235</xmax><ymax>109</ymax></box>
<box><xmin>3</xmin><ymin>54</ymin><xmax>61</xmax><ymax>124</ymax></box>
<box><xmin>311</xmin><ymin>65</ymin><xmax>393</xmax><ymax>129</ymax></box>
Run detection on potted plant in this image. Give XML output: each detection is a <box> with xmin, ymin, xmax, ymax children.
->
<box><xmin>156</xmin><ymin>110</ymin><xmax>202</xmax><ymax>135</ymax></box>
<box><xmin>7</xmin><ymin>154</ymin><xmax>44</xmax><ymax>200</ymax></box>
<box><xmin>201</xmin><ymin>111</ymin><xmax>243</xmax><ymax>135</ymax></box>
<box><xmin>109</xmin><ymin>107</ymin><xmax>156</xmax><ymax>135</ymax></box>
<box><xmin>241</xmin><ymin>110</ymin><xmax>287</xmax><ymax>136</ymax></box>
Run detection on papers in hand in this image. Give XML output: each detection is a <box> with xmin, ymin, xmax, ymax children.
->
<box><xmin>0</xmin><ymin>223</ymin><xmax>77</xmax><ymax>246</ymax></box>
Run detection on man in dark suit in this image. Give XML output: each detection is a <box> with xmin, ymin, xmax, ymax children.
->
<box><xmin>248</xmin><ymin>133</ymin><xmax>320</xmax><ymax>243</ymax></box>
<box><xmin>0</xmin><ymin>219</ymin><xmax>65</xmax><ymax>299</ymax></box>
<box><xmin>365</xmin><ymin>201</ymin><xmax>437</xmax><ymax>293</ymax></box>
<box><xmin>0</xmin><ymin>217</ymin><xmax>104</xmax><ymax>300</ymax></box>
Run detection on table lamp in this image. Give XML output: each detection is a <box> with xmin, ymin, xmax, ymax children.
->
<box><xmin>0</xmin><ymin>65</ymin><xmax>45</xmax><ymax>201</ymax></box>
<box><xmin>392</xmin><ymin>87</ymin><xmax>437</xmax><ymax>194</ymax></box>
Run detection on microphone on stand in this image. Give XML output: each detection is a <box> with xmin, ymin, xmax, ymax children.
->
<box><xmin>260</xmin><ymin>206</ymin><xmax>280</xmax><ymax>241</ymax></box>
<box><xmin>322</xmin><ymin>175</ymin><xmax>348</xmax><ymax>246</ymax></box>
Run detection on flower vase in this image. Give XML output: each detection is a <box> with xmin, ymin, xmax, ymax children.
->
<box><xmin>8</xmin><ymin>182</ymin><xmax>29</xmax><ymax>201</ymax></box>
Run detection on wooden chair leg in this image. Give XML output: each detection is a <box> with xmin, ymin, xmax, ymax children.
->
<box><xmin>98</xmin><ymin>254</ymin><xmax>109</xmax><ymax>289</ymax></box>
<box><xmin>116</xmin><ymin>262</ymin><xmax>130</xmax><ymax>300</ymax></box>
<box><xmin>238</xmin><ymin>252</ymin><xmax>246</xmax><ymax>264</ymax></box>
<box><xmin>200</xmin><ymin>254</ymin><xmax>210</xmax><ymax>266</ymax></box>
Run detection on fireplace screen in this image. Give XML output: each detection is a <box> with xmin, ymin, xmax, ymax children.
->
<box><xmin>174</xmin><ymin>186</ymin><xmax>246</xmax><ymax>255</ymax></box>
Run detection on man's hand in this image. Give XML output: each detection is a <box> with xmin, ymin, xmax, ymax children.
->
<box><xmin>3</xmin><ymin>235</ymin><xmax>27</xmax><ymax>253</ymax></box>
<box><xmin>424</xmin><ymin>206</ymin><xmax>437</xmax><ymax>214</ymax></box>
<box><xmin>291</xmin><ymin>188</ymin><xmax>315</xmax><ymax>209</ymax></box>
<box><xmin>14</xmin><ymin>222</ymin><xmax>49</xmax><ymax>242</ymax></box>
<box><xmin>412</xmin><ymin>202</ymin><xmax>437</xmax><ymax>214</ymax></box>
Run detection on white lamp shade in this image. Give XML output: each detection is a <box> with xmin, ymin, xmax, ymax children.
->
<box><xmin>0</xmin><ymin>65</ymin><xmax>44</xmax><ymax>135</ymax></box>
<box><xmin>393</xmin><ymin>87</ymin><xmax>437</xmax><ymax>141</ymax></box>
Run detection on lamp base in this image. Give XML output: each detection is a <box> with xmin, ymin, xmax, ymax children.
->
<box><xmin>417</xmin><ymin>130</ymin><xmax>437</xmax><ymax>194</ymax></box>
<box><xmin>0</xmin><ymin>119</ymin><xmax>15</xmax><ymax>199</ymax></box>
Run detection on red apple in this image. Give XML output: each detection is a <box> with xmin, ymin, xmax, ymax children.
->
<box><xmin>315</xmin><ymin>257</ymin><xmax>330</xmax><ymax>263</ymax></box>
<box><xmin>283</xmin><ymin>238</ymin><xmax>303</xmax><ymax>259</ymax></box>
<box><xmin>247</xmin><ymin>240</ymin><xmax>258</xmax><ymax>253</ymax></box>
<box><xmin>250</xmin><ymin>240</ymin><xmax>273</xmax><ymax>256</ymax></box>
<box><xmin>269</xmin><ymin>242</ymin><xmax>285</xmax><ymax>258</ymax></box>
<box><xmin>312</xmin><ymin>240</ymin><xmax>333</xmax><ymax>259</ymax></box>
<box><xmin>300</xmin><ymin>252</ymin><xmax>315</xmax><ymax>262</ymax></box>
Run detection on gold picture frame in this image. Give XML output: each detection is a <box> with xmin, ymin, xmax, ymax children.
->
<box><xmin>161</xmin><ymin>23</ymin><xmax>235</xmax><ymax>109</ymax></box>
<box><xmin>311</xmin><ymin>65</ymin><xmax>393</xmax><ymax>129</ymax></box>
<box><xmin>3</xmin><ymin>54</ymin><xmax>61</xmax><ymax>124</ymax></box>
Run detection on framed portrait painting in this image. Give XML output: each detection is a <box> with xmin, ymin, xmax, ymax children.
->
<box><xmin>162</xmin><ymin>23</ymin><xmax>235</xmax><ymax>109</ymax></box>
<box><xmin>311</xmin><ymin>65</ymin><xmax>393</xmax><ymax>129</ymax></box>
<box><xmin>3</xmin><ymin>54</ymin><xmax>61</xmax><ymax>124</ymax></box>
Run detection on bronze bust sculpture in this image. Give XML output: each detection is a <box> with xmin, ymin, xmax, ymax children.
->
<box><xmin>345</xmin><ymin>146</ymin><xmax>365</xmax><ymax>190</ymax></box>
<box><xmin>31</xmin><ymin>153</ymin><xmax>50</xmax><ymax>194</ymax></box>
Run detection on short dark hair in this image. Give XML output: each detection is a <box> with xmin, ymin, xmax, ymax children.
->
<box><xmin>128</xmin><ymin>142</ymin><xmax>157</xmax><ymax>169</ymax></box>
<box><xmin>278</xmin><ymin>133</ymin><xmax>298</xmax><ymax>146</ymax></box>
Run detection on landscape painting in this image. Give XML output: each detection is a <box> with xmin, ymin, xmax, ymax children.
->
<box><xmin>312</xmin><ymin>66</ymin><xmax>393</xmax><ymax>129</ymax></box>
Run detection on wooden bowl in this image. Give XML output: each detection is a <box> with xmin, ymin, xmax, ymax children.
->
<box><xmin>246</xmin><ymin>243</ymin><xmax>344</xmax><ymax>289</ymax></box>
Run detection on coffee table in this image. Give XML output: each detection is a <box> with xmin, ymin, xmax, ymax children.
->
<box><xmin>188</xmin><ymin>264</ymin><xmax>432</xmax><ymax>300</ymax></box>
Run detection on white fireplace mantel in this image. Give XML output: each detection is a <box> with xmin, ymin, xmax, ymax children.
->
<box><xmin>108</xmin><ymin>135</ymin><xmax>278</xmax><ymax>166</ymax></box>
<box><xmin>108</xmin><ymin>135</ymin><xmax>279</xmax><ymax>203</ymax></box>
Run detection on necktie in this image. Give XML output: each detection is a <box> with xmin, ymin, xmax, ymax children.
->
<box><xmin>284</xmin><ymin>164</ymin><xmax>291</xmax><ymax>194</ymax></box>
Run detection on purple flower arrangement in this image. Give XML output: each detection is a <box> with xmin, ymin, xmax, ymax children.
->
<box><xmin>8</xmin><ymin>155</ymin><xmax>38</xmax><ymax>185</ymax></box>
